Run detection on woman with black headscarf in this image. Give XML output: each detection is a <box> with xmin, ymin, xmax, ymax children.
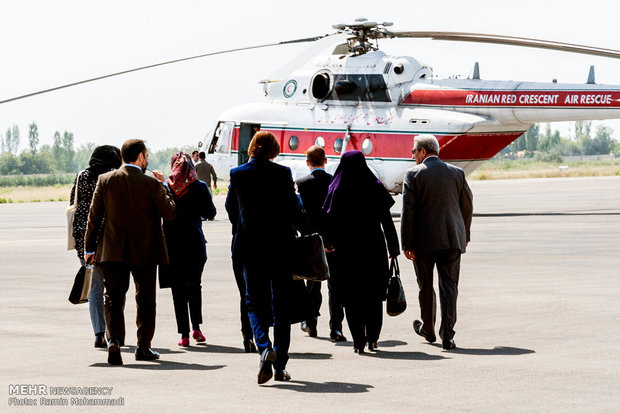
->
<box><xmin>160</xmin><ymin>152</ymin><xmax>216</xmax><ymax>347</ymax></box>
<box><xmin>322</xmin><ymin>150</ymin><xmax>400</xmax><ymax>354</ymax></box>
<box><xmin>70</xmin><ymin>145</ymin><xmax>122</xmax><ymax>348</ymax></box>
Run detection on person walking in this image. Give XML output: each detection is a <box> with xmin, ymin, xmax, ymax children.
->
<box><xmin>160</xmin><ymin>152</ymin><xmax>216</xmax><ymax>348</ymax></box>
<box><xmin>401</xmin><ymin>134</ymin><xmax>473</xmax><ymax>350</ymax></box>
<box><xmin>84</xmin><ymin>139</ymin><xmax>176</xmax><ymax>365</ymax></box>
<box><xmin>296</xmin><ymin>145</ymin><xmax>346</xmax><ymax>342</ymax></box>
<box><xmin>195</xmin><ymin>151</ymin><xmax>218</xmax><ymax>190</ymax></box>
<box><xmin>69</xmin><ymin>145</ymin><xmax>122</xmax><ymax>348</ymax></box>
<box><xmin>225</xmin><ymin>131</ymin><xmax>306</xmax><ymax>384</ymax></box>
<box><xmin>323</xmin><ymin>150</ymin><xmax>399</xmax><ymax>354</ymax></box>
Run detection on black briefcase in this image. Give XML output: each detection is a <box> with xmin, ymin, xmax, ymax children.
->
<box><xmin>291</xmin><ymin>233</ymin><xmax>330</xmax><ymax>282</ymax></box>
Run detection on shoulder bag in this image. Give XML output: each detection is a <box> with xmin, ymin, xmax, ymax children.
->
<box><xmin>386</xmin><ymin>257</ymin><xmax>407</xmax><ymax>316</ymax></box>
<box><xmin>291</xmin><ymin>233</ymin><xmax>330</xmax><ymax>282</ymax></box>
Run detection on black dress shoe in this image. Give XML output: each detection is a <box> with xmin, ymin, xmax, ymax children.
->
<box><xmin>442</xmin><ymin>339</ymin><xmax>456</xmax><ymax>350</ymax></box>
<box><xmin>107</xmin><ymin>340</ymin><xmax>123</xmax><ymax>366</ymax></box>
<box><xmin>367</xmin><ymin>341</ymin><xmax>378</xmax><ymax>351</ymax></box>
<box><xmin>135</xmin><ymin>347</ymin><xmax>160</xmax><ymax>361</ymax></box>
<box><xmin>94</xmin><ymin>334</ymin><xmax>107</xmax><ymax>348</ymax></box>
<box><xmin>413</xmin><ymin>320</ymin><xmax>436</xmax><ymax>343</ymax></box>
<box><xmin>257</xmin><ymin>348</ymin><xmax>277</xmax><ymax>385</ymax></box>
<box><xmin>329</xmin><ymin>330</ymin><xmax>347</xmax><ymax>342</ymax></box>
<box><xmin>274</xmin><ymin>370</ymin><xmax>291</xmax><ymax>381</ymax></box>
<box><xmin>243</xmin><ymin>338</ymin><xmax>257</xmax><ymax>353</ymax></box>
<box><xmin>300</xmin><ymin>321</ymin><xmax>317</xmax><ymax>338</ymax></box>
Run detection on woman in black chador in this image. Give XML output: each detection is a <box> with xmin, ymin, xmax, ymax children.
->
<box><xmin>160</xmin><ymin>152</ymin><xmax>216</xmax><ymax>347</ymax></box>
<box><xmin>323</xmin><ymin>150</ymin><xmax>400</xmax><ymax>354</ymax></box>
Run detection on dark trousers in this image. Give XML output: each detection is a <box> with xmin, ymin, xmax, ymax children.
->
<box><xmin>305</xmin><ymin>279</ymin><xmax>345</xmax><ymax>333</ymax></box>
<box><xmin>344</xmin><ymin>299</ymin><xmax>383</xmax><ymax>349</ymax></box>
<box><xmin>243</xmin><ymin>262</ymin><xmax>291</xmax><ymax>371</ymax></box>
<box><xmin>233</xmin><ymin>258</ymin><xmax>253</xmax><ymax>338</ymax></box>
<box><xmin>101</xmin><ymin>262</ymin><xmax>157</xmax><ymax>349</ymax></box>
<box><xmin>413</xmin><ymin>249</ymin><xmax>461</xmax><ymax>341</ymax></box>
<box><xmin>171</xmin><ymin>284</ymin><xmax>203</xmax><ymax>337</ymax></box>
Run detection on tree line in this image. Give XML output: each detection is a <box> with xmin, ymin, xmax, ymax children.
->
<box><xmin>505</xmin><ymin>121</ymin><xmax>618</xmax><ymax>159</ymax></box>
<box><xmin>0</xmin><ymin>122</ymin><xmax>194</xmax><ymax>176</ymax></box>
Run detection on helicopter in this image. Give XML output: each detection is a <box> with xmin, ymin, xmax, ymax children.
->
<box><xmin>2</xmin><ymin>18</ymin><xmax>619</xmax><ymax>193</ymax></box>
<box><xmin>199</xmin><ymin>19</ymin><xmax>620</xmax><ymax>193</ymax></box>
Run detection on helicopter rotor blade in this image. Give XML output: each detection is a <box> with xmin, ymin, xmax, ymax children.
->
<box><xmin>0</xmin><ymin>35</ymin><xmax>330</xmax><ymax>105</ymax></box>
<box><xmin>390</xmin><ymin>31</ymin><xmax>620</xmax><ymax>59</ymax></box>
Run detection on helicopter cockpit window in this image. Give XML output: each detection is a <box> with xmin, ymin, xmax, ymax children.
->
<box><xmin>209</xmin><ymin>121</ymin><xmax>234</xmax><ymax>154</ymax></box>
<box><xmin>328</xmin><ymin>74</ymin><xmax>390</xmax><ymax>102</ymax></box>
<box><xmin>315</xmin><ymin>136</ymin><xmax>325</xmax><ymax>147</ymax></box>
<box><xmin>288</xmin><ymin>135</ymin><xmax>299</xmax><ymax>151</ymax></box>
<box><xmin>333</xmin><ymin>138</ymin><xmax>343</xmax><ymax>153</ymax></box>
<box><xmin>361</xmin><ymin>138</ymin><xmax>373</xmax><ymax>155</ymax></box>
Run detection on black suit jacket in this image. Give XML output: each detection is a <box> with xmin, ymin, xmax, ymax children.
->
<box><xmin>401</xmin><ymin>156</ymin><xmax>473</xmax><ymax>253</ymax></box>
<box><xmin>225</xmin><ymin>159</ymin><xmax>306</xmax><ymax>262</ymax></box>
<box><xmin>296</xmin><ymin>169</ymin><xmax>332</xmax><ymax>237</ymax></box>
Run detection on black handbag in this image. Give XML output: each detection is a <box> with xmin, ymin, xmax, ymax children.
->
<box><xmin>68</xmin><ymin>265</ymin><xmax>93</xmax><ymax>305</ymax></box>
<box><xmin>291</xmin><ymin>233</ymin><xmax>330</xmax><ymax>282</ymax></box>
<box><xmin>386</xmin><ymin>257</ymin><xmax>407</xmax><ymax>316</ymax></box>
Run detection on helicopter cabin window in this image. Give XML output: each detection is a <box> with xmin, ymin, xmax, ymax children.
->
<box><xmin>333</xmin><ymin>138</ymin><xmax>343</xmax><ymax>153</ymax></box>
<box><xmin>315</xmin><ymin>136</ymin><xmax>325</xmax><ymax>147</ymax></box>
<box><xmin>208</xmin><ymin>121</ymin><xmax>235</xmax><ymax>154</ymax></box>
<box><xmin>361</xmin><ymin>138</ymin><xmax>373</xmax><ymax>155</ymax></box>
<box><xmin>288</xmin><ymin>135</ymin><xmax>299</xmax><ymax>151</ymax></box>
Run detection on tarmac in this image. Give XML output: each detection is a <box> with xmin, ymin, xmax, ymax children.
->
<box><xmin>0</xmin><ymin>176</ymin><xmax>619</xmax><ymax>413</ymax></box>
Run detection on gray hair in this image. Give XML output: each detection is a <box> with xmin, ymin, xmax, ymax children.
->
<box><xmin>414</xmin><ymin>134</ymin><xmax>439</xmax><ymax>155</ymax></box>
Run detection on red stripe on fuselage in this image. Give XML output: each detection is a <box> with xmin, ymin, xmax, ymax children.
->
<box><xmin>231</xmin><ymin>127</ymin><xmax>524</xmax><ymax>160</ymax></box>
<box><xmin>401</xmin><ymin>89</ymin><xmax>620</xmax><ymax>107</ymax></box>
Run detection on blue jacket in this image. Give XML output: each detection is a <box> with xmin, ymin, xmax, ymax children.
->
<box><xmin>226</xmin><ymin>159</ymin><xmax>307</xmax><ymax>262</ymax></box>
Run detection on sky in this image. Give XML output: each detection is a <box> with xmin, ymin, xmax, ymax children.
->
<box><xmin>1</xmin><ymin>0</ymin><xmax>619</xmax><ymax>152</ymax></box>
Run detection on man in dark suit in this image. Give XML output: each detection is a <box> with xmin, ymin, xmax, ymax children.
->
<box><xmin>295</xmin><ymin>145</ymin><xmax>346</xmax><ymax>342</ymax></box>
<box><xmin>401</xmin><ymin>134</ymin><xmax>473</xmax><ymax>350</ymax></box>
<box><xmin>85</xmin><ymin>139</ymin><xmax>176</xmax><ymax>365</ymax></box>
<box><xmin>225</xmin><ymin>131</ymin><xmax>307</xmax><ymax>384</ymax></box>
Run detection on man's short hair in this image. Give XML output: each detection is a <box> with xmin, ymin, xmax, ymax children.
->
<box><xmin>199</xmin><ymin>151</ymin><xmax>206</xmax><ymax>160</ymax></box>
<box><xmin>414</xmin><ymin>134</ymin><xmax>440</xmax><ymax>155</ymax></box>
<box><xmin>248</xmin><ymin>131</ymin><xmax>280</xmax><ymax>160</ymax></box>
<box><xmin>191</xmin><ymin>150</ymin><xmax>199</xmax><ymax>156</ymax></box>
<box><xmin>306</xmin><ymin>145</ymin><xmax>326</xmax><ymax>167</ymax></box>
<box><xmin>121</xmin><ymin>139</ymin><xmax>147</xmax><ymax>163</ymax></box>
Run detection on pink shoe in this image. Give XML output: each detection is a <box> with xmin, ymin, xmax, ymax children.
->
<box><xmin>178</xmin><ymin>337</ymin><xmax>190</xmax><ymax>347</ymax></box>
<box><xmin>192</xmin><ymin>330</ymin><xmax>206</xmax><ymax>343</ymax></box>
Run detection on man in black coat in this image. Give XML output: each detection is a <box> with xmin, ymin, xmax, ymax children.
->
<box><xmin>401</xmin><ymin>134</ymin><xmax>473</xmax><ymax>350</ymax></box>
<box><xmin>296</xmin><ymin>145</ymin><xmax>346</xmax><ymax>342</ymax></box>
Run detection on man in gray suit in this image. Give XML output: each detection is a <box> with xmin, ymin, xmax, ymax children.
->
<box><xmin>401</xmin><ymin>134</ymin><xmax>473</xmax><ymax>350</ymax></box>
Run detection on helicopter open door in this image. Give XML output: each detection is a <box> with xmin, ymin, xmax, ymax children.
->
<box><xmin>238</xmin><ymin>123</ymin><xmax>260</xmax><ymax>165</ymax></box>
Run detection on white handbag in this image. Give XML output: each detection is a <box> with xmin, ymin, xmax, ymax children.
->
<box><xmin>66</xmin><ymin>172</ymin><xmax>80</xmax><ymax>250</ymax></box>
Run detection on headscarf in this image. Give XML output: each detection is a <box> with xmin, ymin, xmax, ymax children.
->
<box><xmin>323</xmin><ymin>150</ymin><xmax>394</xmax><ymax>217</ymax></box>
<box><xmin>88</xmin><ymin>145</ymin><xmax>122</xmax><ymax>176</ymax></box>
<box><xmin>167</xmin><ymin>151</ymin><xmax>198</xmax><ymax>197</ymax></box>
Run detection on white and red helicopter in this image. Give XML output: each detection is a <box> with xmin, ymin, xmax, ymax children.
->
<box><xmin>2</xmin><ymin>19</ymin><xmax>619</xmax><ymax>193</ymax></box>
<box><xmin>200</xmin><ymin>19</ymin><xmax>620</xmax><ymax>192</ymax></box>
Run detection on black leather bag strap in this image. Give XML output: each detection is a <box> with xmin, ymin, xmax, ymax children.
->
<box><xmin>389</xmin><ymin>257</ymin><xmax>400</xmax><ymax>278</ymax></box>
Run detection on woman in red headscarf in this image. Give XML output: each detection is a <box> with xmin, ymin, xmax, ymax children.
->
<box><xmin>160</xmin><ymin>152</ymin><xmax>216</xmax><ymax>347</ymax></box>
